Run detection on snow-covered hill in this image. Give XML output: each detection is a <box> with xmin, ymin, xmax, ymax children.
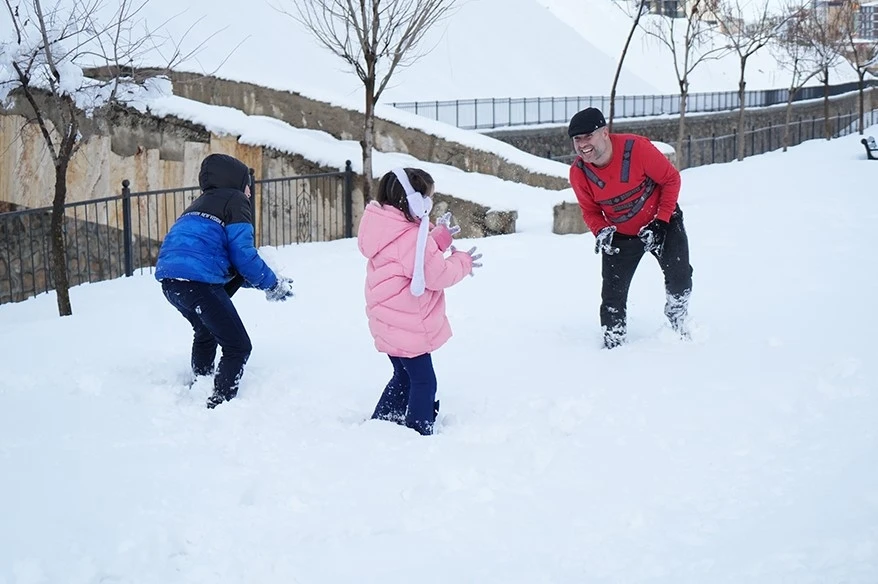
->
<box><xmin>7</xmin><ymin>0</ymin><xmax>856</xmax><ymax>107</ymax></box>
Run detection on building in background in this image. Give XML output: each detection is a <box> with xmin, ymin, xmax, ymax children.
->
<box><xmin>642</xmin><ymin>0</ymin><xmax>719</xmax><ymax>21</ymax></box>
<box><xmin>858</xmin><ymin>1</ymin><xmax>878</xmax><ymax>39</ymax></box>
<box><xmin>813</xmin><ymin>0</ymin><xmax>878</xmax><ymax>39</ymax></box>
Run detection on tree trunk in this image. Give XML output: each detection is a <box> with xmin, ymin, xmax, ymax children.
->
<box><xmin>677</xmin><ymin>90</ymin><xmax>688</xmax><ymax>169</ymax></box>
<box><xmin>782</xmin><ymin>91</ymin><xmax>795</xmax><ymax>152</ymax></box>
<box><xmin>361</xmin><ymin>85</ymin><xmax>376</xmax><ymax>203</ymax></box>
<box><xmin>609</xmin><ymin>7</ymin><xmax>643</xmax><ymax>132</ymax></box>
<box><xmin>822</xmin><ymin>68</ymin><xmax>831</xmax><ymax>140</ymax></box>
<box><xmin>736</xmin><ymin>58</ymin><xmax>747</xmax><ymax>161</ymax></box>
<box><xmin>51</xmin><ymin>159</ymin><xmax>72</xmax><ymax>316</ymax></box>
<box><xmin>609</xmin><ymin>77</ymin><xmax>619</xmax><ymax>133</ymax></box>
<box><xmin>858</xmin><ymin>71</ymin><xmax>865</xmax><ymax>135</ymax></box>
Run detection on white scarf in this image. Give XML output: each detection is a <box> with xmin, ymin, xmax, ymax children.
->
<box><xmin>392</xmin><ymin>168</ymin><xmax>432</xmax><ymax>297</ymax></box>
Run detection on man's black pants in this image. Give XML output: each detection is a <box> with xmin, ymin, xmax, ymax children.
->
<box><xmin>600</xmin><ymin>209</ymin><xmax>693</xmax><ymax>340</ymax></box>
<box><xmin>161</xmin><ymin>279</ymin><xmax>252</xmax><ymax>400</ymax></box>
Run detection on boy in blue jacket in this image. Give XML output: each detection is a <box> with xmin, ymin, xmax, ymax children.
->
<box><xmin>156</xmin><ymin>153</ymin><xmax>293</xmax><ymax>409</ymax></box>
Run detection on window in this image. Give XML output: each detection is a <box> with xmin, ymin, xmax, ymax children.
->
<box><xmin>662</xmin><ymin>0</ymin><xmax>681</xmax><ymax>16</ymax></box>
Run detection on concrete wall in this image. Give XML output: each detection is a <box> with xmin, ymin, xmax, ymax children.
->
<box><xmin>167</xmin><ymin>72</ymin><xmax>570</xmax><ymax>191</ymax></box>
<box><xmin>6</xmin><ymin>76</ymin><xmax>871</xmax><ymax>300</ymax></box>
<box><xmin>0</xmin><ymin>107</ymin><xmax>370</xmax><ymax>304</ymax></box>
<box><xmin>0</xmin><ymin>91</ymin><xmax>529</xmax><ymax>232</ymax></box>
<box><xmin>0</xmin><ymin>108</ymin><xmax>365</xmax><ymax>228</ymax></box>
<box><xmin>0</xmin><ymin>104</ymin><xmax>520</xmax><ymax>304</ymax></box>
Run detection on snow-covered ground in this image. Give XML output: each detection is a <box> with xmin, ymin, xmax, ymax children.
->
<box><xmin>1</xmin><ymin>129</ymin><xmax>876</xmax><ymax>584</ymax></box>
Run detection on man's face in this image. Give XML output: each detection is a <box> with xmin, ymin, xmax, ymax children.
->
<box><xmin>572</xmin><ymin>126</ymin><xmax>610</xmax><ymax>165</ymax></box>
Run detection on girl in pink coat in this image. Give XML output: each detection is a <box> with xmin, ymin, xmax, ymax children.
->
<box><xmin>357</xmin><ymin>167</ymin><xmax>482</xmax><ymax>435</ymax></box>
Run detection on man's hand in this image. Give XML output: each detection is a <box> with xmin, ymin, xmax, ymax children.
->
<box><xmin>638</xmin><ymin>219</ymin><xmax>668</xmax><ymax>258</ymax></box>
<box><xmin>594</xmin><ymin>226</ymin><xmax>619</xmax><ymax>255</ymax></box>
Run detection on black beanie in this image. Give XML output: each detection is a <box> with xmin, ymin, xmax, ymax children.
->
<box><xmin>568</xmin><ymin>107</ymin><xmax>607</xmax><ymax>138</ymax></box>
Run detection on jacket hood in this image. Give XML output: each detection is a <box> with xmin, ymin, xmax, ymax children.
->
<box><xmin>357</xmin><ymin>202</ymin><xmax>418</xmax><ymax>259</ymax></box>
<box><xmin>199</xmin><ymin>153</ymin><xmax>250</xmax><ymax>192</ymax></box>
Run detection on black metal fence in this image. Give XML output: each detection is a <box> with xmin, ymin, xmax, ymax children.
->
<box><xmin>550</xmin><ymin>109</ymin><xmax>878</xmax><ymax>167</ymax></box>
<box><xmin>0</xmin><ymin>163</ymin><xmax>354</xmax><ymax>305</ymax></box>
<box><xmin>255</xmin><ymin>166</ymin><xmax>354</xmax><ymax>248</ymax></box>
<box><xmin>3</xmin><ymin>101</ymin><xmax>876</xmax><ymax>306</ymax></box>
<box><xmin>391</xmin><ymin>80</ymin><xmax>878</xmax><ymax>130</ymax></box>
<box><xmin>680</xmin><ymin>109</ymin><xmax>878</xmax><ymax>168</ymax></box>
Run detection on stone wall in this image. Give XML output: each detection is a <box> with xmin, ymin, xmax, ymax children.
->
<box><xmin>11</xmin><ymin>76</ymin><xmax>866</xmax><ymax>298</ymax></box>
<box><xmin>0</xmin><ymin>108</ymin><xmax>367</xmax><ymax>231</ymax></box>
<box><xmin>0</xmin><ymin>108</ymin><xmax>363</xmax><ymax>304</ymax></box>
<box><xmin>489</xmin><ymin>89</ymin><xmax>877</xmax><ymax>167</ymax></box>
<box><xmin>0</xmin><ymin>105</ymin><xmax>520</xmax><ymax>304</ymax></box>
<box><xmin>0</xmin><ymin>103</ymin><xmax>523</xmax><ymax>239</ymax></box>
<box><xmin>432</xmin><ymin>194</ymin><xmax>517</xmax><ymax>239</ymax></box>
<box><xmin>166</xmin><ymin>72</ymin><xmax>570</xmax><ymax>191</ymax></box>
<box><xmin>0</xmin><ymin>170</ymin><xmax>516</xmax><ymax>304</ymax></box>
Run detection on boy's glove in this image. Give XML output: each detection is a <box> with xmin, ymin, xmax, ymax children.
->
<box><xmin>265</xmin><ymin>277</ymin><xmax>294</xmax><ymax>302</ymax></box>
<box><xmin>638</xmin><ymin>219</ymin><xmax>668</xmax><ymax>257</ymax></box>
<box><xmin>594</xmin><ymin>226</ymin><xmax>619</xmax><ymax>255</ymax></box>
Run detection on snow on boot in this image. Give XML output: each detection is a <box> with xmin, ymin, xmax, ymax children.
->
<box><xmin>602</xmin><ymin>324</ymin><xmax>626</xmax><ymax>349</ymax></box>
<box><xmin>206</xmin><ymin>392</ymin><xmax>227</xmax><ymax>410</ymax></box>
<box><xmin>665</xmin><ymin>291</ymin><xmax>691</xmax><ymax>340</ymax></box>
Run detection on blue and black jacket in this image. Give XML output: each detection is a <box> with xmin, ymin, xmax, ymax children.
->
<box><xmin>155</xmin><ymin>154</ymin><xmax>277</xmax><ymax>290</ymax></box>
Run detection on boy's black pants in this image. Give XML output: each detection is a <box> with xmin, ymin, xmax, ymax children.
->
<box><xmin>161</xmin><ymin>280</ymin><xmax>252</xmax><ymax>400</ymax></box>
<box><xmin>600</xmin><ymin>208</ymin><xmax>693</xmax><ymax>338</ymax></box>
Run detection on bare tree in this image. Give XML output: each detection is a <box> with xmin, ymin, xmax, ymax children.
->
<box><xmin>772</xmin><ymin>2</ymin><xmax>820</xmax><ymax>151</ymax></box>
<box><xmin>608</xmin><ymin>0</ymin><xmax>648</xmax><ymax>131</ymax></box>
<box><xmin>714</xmin><ymin>0</ymin><xmax>784</xmax><ymax>161</ymax></box>
<box><xmin>1</xmin><ymin>0</ymin><xmax>201</xmax><ymax>316</ymax></box>
<box><xmin>801</xmin><ymin>2</ymin><xmax>844</xmax><ymax>140</ymax></box>
<box><xmin>641</xmin><ymin>0</ymin><xmax>728</xmax><ymax>164</ymax></box>
<box><xmin>836</xmin><ymin>1</ymin><xmax>878</xmax><ymax>134</ymax></box>
<box><xmin>279</xmin><ymin>0</ymin><xmax>457</xmax><ymax>202</ymax></box>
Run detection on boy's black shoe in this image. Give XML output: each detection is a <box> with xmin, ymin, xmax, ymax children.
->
<box><xmin>206</xmin><ymin>392</ymin><xmax>227</xmax><ymax>409</ymax></box>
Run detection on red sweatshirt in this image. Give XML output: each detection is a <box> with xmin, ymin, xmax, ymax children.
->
<box><xmin>568</xmin><ymin>134</ymin><xmax>681</xmax><ymax>236</ymax></box>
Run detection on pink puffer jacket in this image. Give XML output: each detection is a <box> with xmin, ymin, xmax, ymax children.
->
<box><xmin>357</xmin><ymin>201</ymin><xmax>473</xmax><ymax>357</ymax></box>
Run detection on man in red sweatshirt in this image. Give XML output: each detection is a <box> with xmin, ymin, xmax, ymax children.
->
<box><xmin>567</xmin><ymin>107</ymin><xmax>693</xmax><ymax>349</ymax></box>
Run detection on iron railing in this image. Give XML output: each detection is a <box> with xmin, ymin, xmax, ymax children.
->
<box><xmin>0</xmin><ymin>162</ymin><xmax>354</xmax><ymax>305</ymax></box>
<box><xmin>391</xmin><ymin>80</ymin><xmax>878</xmax><ymax>130</ymax></box>
<box><xmin>551</xmin><ymin>109</ymin><xmax>878</xmax><ymax>168</ymax></box>
<box><xmin>2</xmin><ymin>101</ymin><xmax>876</xmax><ymax>306</ymax></box>
<box><xmin>679</xmin><ymin>109</ymin><xmax>878</xmax><ymax>168</ymax></box>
